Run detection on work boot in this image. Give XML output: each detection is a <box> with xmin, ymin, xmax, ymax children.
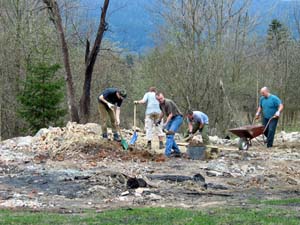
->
<box><xmin>170</xmin><ymin>151</ymin><xmax>181</xmax><ymax>158</ymax></box>
<box><xmin>159</xmin><ymin>141</ymin><xmax>164</xmax><ymax>149</ymax></box>
<box><xmin>102</xmin><ymin>133</ymin><xmax>108</xmax><ymax>139</ymax></box>
<box><xmin>113</xmin><ymin>133</ymin><xmax>121</xmax><ymax>142</ymax></box>
<box><xmin>147</xmin><ymin>141</ymin><xmax>152</xmax><ymax>149</ymax></box>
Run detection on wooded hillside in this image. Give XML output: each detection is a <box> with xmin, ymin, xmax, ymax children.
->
<box><xmin>1</xmin><ymin>0</ymin><xmax>300</xmax><ymax>140</ymax></box>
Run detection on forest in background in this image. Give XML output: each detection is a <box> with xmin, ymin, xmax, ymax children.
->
<box><xmin>1</xmin><ymin>0</ymin><xmax>300</xmax><ymax>140</ymax></box>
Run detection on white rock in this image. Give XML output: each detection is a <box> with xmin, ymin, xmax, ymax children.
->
<box><xmin>84</xmin><ymin>123</ymin><xmax>102</xmax><ymax>134</ymax></box>
<box><xmin>16</xmin><ymin>136</ymin><xmax>33</xmax><ymax>147</ymax></box>
<box><xmin>120</xmin><ymin>191</ymin><xmax>130</xmax><ymax>196</ymax></box>
<box><xmin>192</xmin><ymin>135</ymin><xmax>203</xmax><ymax>143</ymax></box>
<box><xmin>240</xmin><ymin>165</ymin><xmax>248</xmax><ymax>173</ymax></box>
<box><xmin>207</xmin><ymin>161</ymin><xmax>228</xmax><ymax>172</ymax></box>
<box><xmin>135</xmin><ymin>188</ymin><xmax>150</xmax><ymax>195</ymax></box>
<box><xmin>257</xmin><ymin>166</ymin><xmax>265</xmax><ymax>170</ymax></box>
<box><xmin>149</xmin><ymin>193</ymin><xmax>162</xmax><ymax>200</ymax></box>
<box><xmin>118</xmin><ymin>196</ymin><xmax>129</xmax><ymax>201</ymax></box>
<box><xmin>0</xmin><ymin>199</ymin><xmax>42</xmax><ymax>208</ymax></box>
<box><xmin>35</xmin><ymin>128</ymin><xmax>49</xmax><ymax>138</ymax></box>
<box><xmin>276</xmin><ymin>131</ymin><xmax>300</xmax><ymax>142</ymax></box>
<box><xmin>206</xmin><ymin>170</ymin><xmax>223</xmax><ymax>177</ymax></box>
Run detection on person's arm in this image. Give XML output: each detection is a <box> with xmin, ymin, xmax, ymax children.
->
<box><xmin>255</xmin><ymin>106</ymin><xmax>262</xmax><ymax>119</ymax></box>
<box><xmin>156</xmin><ymin>104</ymin><xmax>164</xmax><ymax>124</ymax></box>
<box><xmin>99</xmin><ymin>95</ymin><xmax>114</xmax><ymax>108</ymax></box>
<box><xmin>278</xmin><ymin>104</ymin><xmax>284</xmax><ymax>112</ymax></box>
<box><xmin>188</xmin><ymin>121</ymin><xmax>193</xmax><ymax>133</ymax></box>
<box><xmin>158</xmin><ymin>112</ymin><xmax>164</xmax><ymax>121</ymax></box>
<box><xmin>275</xmin><ymin>104</ymin><xmax>284</xmax><ymax>117</ymax></box>
<box><xmin>134</xmin><ymin>99</ymin><xmax>146</xmax><ymax>104</ymax></box>
<box><xmin>134</xmin><ymin>93</ymin><xmax>147</xmax><ymax>104</ymax></box>
<box><xmin>155</xmin><ymin>112</ymin><xmax>164</xmax><ymax>126</ymax></box>
<box><xmin>115</xmin><ymin>107</ymin><xmax>121</xmax><ymax>125</ymax></box>
<box><xmin>164</xmin><ymin>113</ymin><xmax>173</xmax><ymax>126</ymax></box>
<box><xmin>255</xmin><ymin>96</ymin><xmax>263</xmax><ymax>119</ymax></box>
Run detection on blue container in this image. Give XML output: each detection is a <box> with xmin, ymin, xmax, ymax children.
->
<box><xmin>187</xmin><ymin>146</ymin><xmax>207</xmax><ymax>160</ymax></box>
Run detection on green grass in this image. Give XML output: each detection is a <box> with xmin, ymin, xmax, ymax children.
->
<box><xmin>250</xmin><ymin>198</ymin><xmax>300</xmax><ymax>206</ymax></box>
<box><xmin>0</xmin><ymin>206</ymin><xmax>299</xmax><ymax>225</ymax></box>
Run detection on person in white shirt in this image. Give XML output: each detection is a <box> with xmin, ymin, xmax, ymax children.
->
<box><xmin>134</xmin><ymin>87</ymin><xmax>164</xmax><ymax>149</ymax></box>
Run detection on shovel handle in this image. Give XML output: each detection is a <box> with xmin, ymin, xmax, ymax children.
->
<box><xmin>110</xmin><ymin>108</ymin><xmax>123</xmax><ymax>138</ymax></box>
<box><xmin>134</xmin><ymin>104</ymin><xmax>136</xmax><ymax>130</ymax></box>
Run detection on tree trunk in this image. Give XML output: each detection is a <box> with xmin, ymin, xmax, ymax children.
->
<box><xmin>79</xmin><ymin>0</ymin><xmax>110</xmax><ymax>123</ymax></box>
<box><xmin>43</xmin><ymin>0</ymin><xmax>80</xmax><ymax>122</ymax></box>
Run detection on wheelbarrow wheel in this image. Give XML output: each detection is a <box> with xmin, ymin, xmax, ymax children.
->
<box><xmin>238</xmin><ymin>138</ymin><xmax>249</xmax><ymax>150</ymax></box>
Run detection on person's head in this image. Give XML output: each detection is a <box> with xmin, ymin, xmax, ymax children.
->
<box><xmin>186</xmin><ymin>109</ymin><xmax>194</xmax><ymax>120</ymax></box>
<box><xmin>149</xmin><ymin>87</ymin><xmax>157</xmax><ymax>93</ymax></box>
<box><xmin>260</xmin><ymin>87</ymin><xmax>270</xmax><ymax>98</ymax></box>
<box><xmin>117</xmin><ymin>89</ymin><xmax>127</xmax><ymax>100</ymax></box>
<box><xmin>155</xmin><ymin>92</ymin><xmax>165</xmax><ymax>104</ymax></box>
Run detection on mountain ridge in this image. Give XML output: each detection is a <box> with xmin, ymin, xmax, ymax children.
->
<box><xmin>80</xmin><ymin>0</ymin><xmax>298</xmax><ymax>53</ymax></box>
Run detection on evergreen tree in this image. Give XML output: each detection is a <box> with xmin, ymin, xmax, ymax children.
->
<box><xmin>267</xmin><ymin>19</ymin><xmax>289</xmax><ymax>51</ymax></box>
<box><xmin>18</xmin><ymin>63</ymin><xmax>66</xmax><ymax>133</ymax></box>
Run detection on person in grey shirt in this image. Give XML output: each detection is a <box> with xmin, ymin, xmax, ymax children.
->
<box><xmin>134</xmin><ymin>87</ymin><xmax>164</xmax><ymax>149</ymax></box>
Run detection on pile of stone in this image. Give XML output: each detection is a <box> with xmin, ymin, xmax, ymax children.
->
<box><xmin>1</xmin><ymin>122</ymin><xmax>299</xmax><ymax>162</ymax></box>
<box><xmin>0</xmin><ymin>122</ymin><xmax>106</xmax><ymax>160</ymax></box>
<box><xmin>204</xmin><ymin>159</ymin><xmax>261</xmax><ymax>178</ymax></box>
<box><xmin>276</xmin><ymin>131</ymin><xmax>300</xmax><ymax>143</ymax></box>
<box><xmin>209</xmin><ymin>136</ymin><xmax>238</xmax><ymax>146</ymax></box>
<box><xmin>0</xmin><ymin>122</ymin><xmax>167</xmax><ymax>163</ymax></box>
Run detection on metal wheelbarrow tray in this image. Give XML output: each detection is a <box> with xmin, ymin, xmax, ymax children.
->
<box><xmin>229</xmin><ymin>125</ymin><xmax>265</xmax><ymax>150</ymax></box>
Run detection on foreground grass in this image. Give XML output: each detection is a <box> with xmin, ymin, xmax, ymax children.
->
<box><xmin>0</xmin><ymin>206</ymin><xmax>299</xmax><ymax>225</ymax></box>
<box><xmin>250</xmin><ymin>198</ymin><xmax>300</xmax><ymax>206</ymax></box>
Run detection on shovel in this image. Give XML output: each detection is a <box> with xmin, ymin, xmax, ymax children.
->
<box><xmin>182</xmin><ymin>131</ymin><xmax>200</xmax><ymax>142</ymax></box>
<box><xmin>117</xmin><ymin>125</ymin><xmax>129</xmax><ymax>150</ymax></box>
<box><xmin>130</xmin><ymin>104</ymin><xmax>138</xmax><ymax>145</ymax></box>
<box><xmin>111</xmin><ymin>108</ymin><xmax>128</xmax><ymax>150</ymax></box>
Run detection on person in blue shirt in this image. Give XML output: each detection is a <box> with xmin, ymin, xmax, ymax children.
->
<box><xmin>255</xmin><ymin>87</ymin><xmax>284</xmax><ymax>148</ymax></box>
<box><xmin>186</xmin><ymin>110</ymin><xmax>210</xmax><ymax>145</ymax></box>
<box><xmin>98</xmin><ymin>88</ymin><xmax>127</xmax><ymax>141</ymax></box>
<box><xmin>134</xmin><ymin>87</ymin><xmax>164</xmax><ymax>149</ymax></box>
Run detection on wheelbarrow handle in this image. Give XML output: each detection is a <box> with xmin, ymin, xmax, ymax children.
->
<box><xmin>263</xmin><ymin>116</ymin><xmax>276</xmax><ymax>134</ymax></box>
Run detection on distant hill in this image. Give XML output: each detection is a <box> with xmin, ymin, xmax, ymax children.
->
<box><xmin>80</xmin><ymin>0</ymin><xmax>298</xmax><ymax>53</ymax></box>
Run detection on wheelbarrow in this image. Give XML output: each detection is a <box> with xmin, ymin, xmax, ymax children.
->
<box><xmin>228</xmin><ymin>118</ymin><xmax>274</xmax><ymax>150</ymax></box>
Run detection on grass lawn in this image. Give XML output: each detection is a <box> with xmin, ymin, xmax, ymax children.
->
<box><xmin>0</xmin><ymin>204</ymin><xmax>299</xmax><ymax>225</ymax></box>
<box><xmin>249</xmin><ymin>198</ymin><xmax>300</xmax><ymax>206</ymax></box>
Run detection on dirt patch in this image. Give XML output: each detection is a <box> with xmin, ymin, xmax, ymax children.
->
<box><xmin>0</xmin><ymin>122</ymin><xmax>300</xmax><ymax>211</ymax></box>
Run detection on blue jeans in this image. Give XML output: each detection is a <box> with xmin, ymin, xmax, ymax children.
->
<box><xmin>165</xmin><ymin>115</ymin><xmax>183</xmax><ymax>156</ymax></box>
<box><xmin>263</xmin><ymin>117</ymin><xmax>278</xmax><ymax>148</ymax></box>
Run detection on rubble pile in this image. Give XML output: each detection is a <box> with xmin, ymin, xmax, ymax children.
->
<box><xmin>207</xmin><ymin>131</ymin><xmax>300</xmax><ymax>146</ymax></box>
<box><xmin>0</xmin><ymin>122</ymin><xmax>166</xmax><ymax>163</ymax></box>
<box><xmin>0</xmin><ymin>122</ymin><xmax>300</xmax><ymax>211</ymax></box>
<box><xmin>276</xmin><ymin>131</ymin><xmax>300</xmax><ymax>143</ymax></box>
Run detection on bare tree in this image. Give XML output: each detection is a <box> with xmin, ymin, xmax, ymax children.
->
<box><xmin>43</xmin><ymin>0</ymin><xmax>80</xmax><ymax>122</ymax></box>
<box><xmin>43</xmin><ymin>0</ymin><xmax>110</xmax><ymax>123</ymax></box>
<box><xmin>79</xmin><ymin>0</ymin><xmax>109</xmax><ymax>123</ymax></box>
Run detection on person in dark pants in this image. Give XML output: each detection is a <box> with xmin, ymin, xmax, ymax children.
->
<box><xmin>156</xmin><ymin>92</ymin><xmax>183</xmax><ymax>157</ymax></box>
<box><xmin>255</xmin><ymin>87</ymin><xmax>284</xmax><ymax>148</ymax></box>
<box><xmin>98</xmin><ymin>88</ymin><xmax>127</xmax><ymax>141</ymax></box>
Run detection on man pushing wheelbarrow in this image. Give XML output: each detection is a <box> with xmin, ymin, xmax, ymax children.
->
<box><xmin>229</xmin><ymin>87</ymin><xmax>284</xmax><ymax>150</ymax></box>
